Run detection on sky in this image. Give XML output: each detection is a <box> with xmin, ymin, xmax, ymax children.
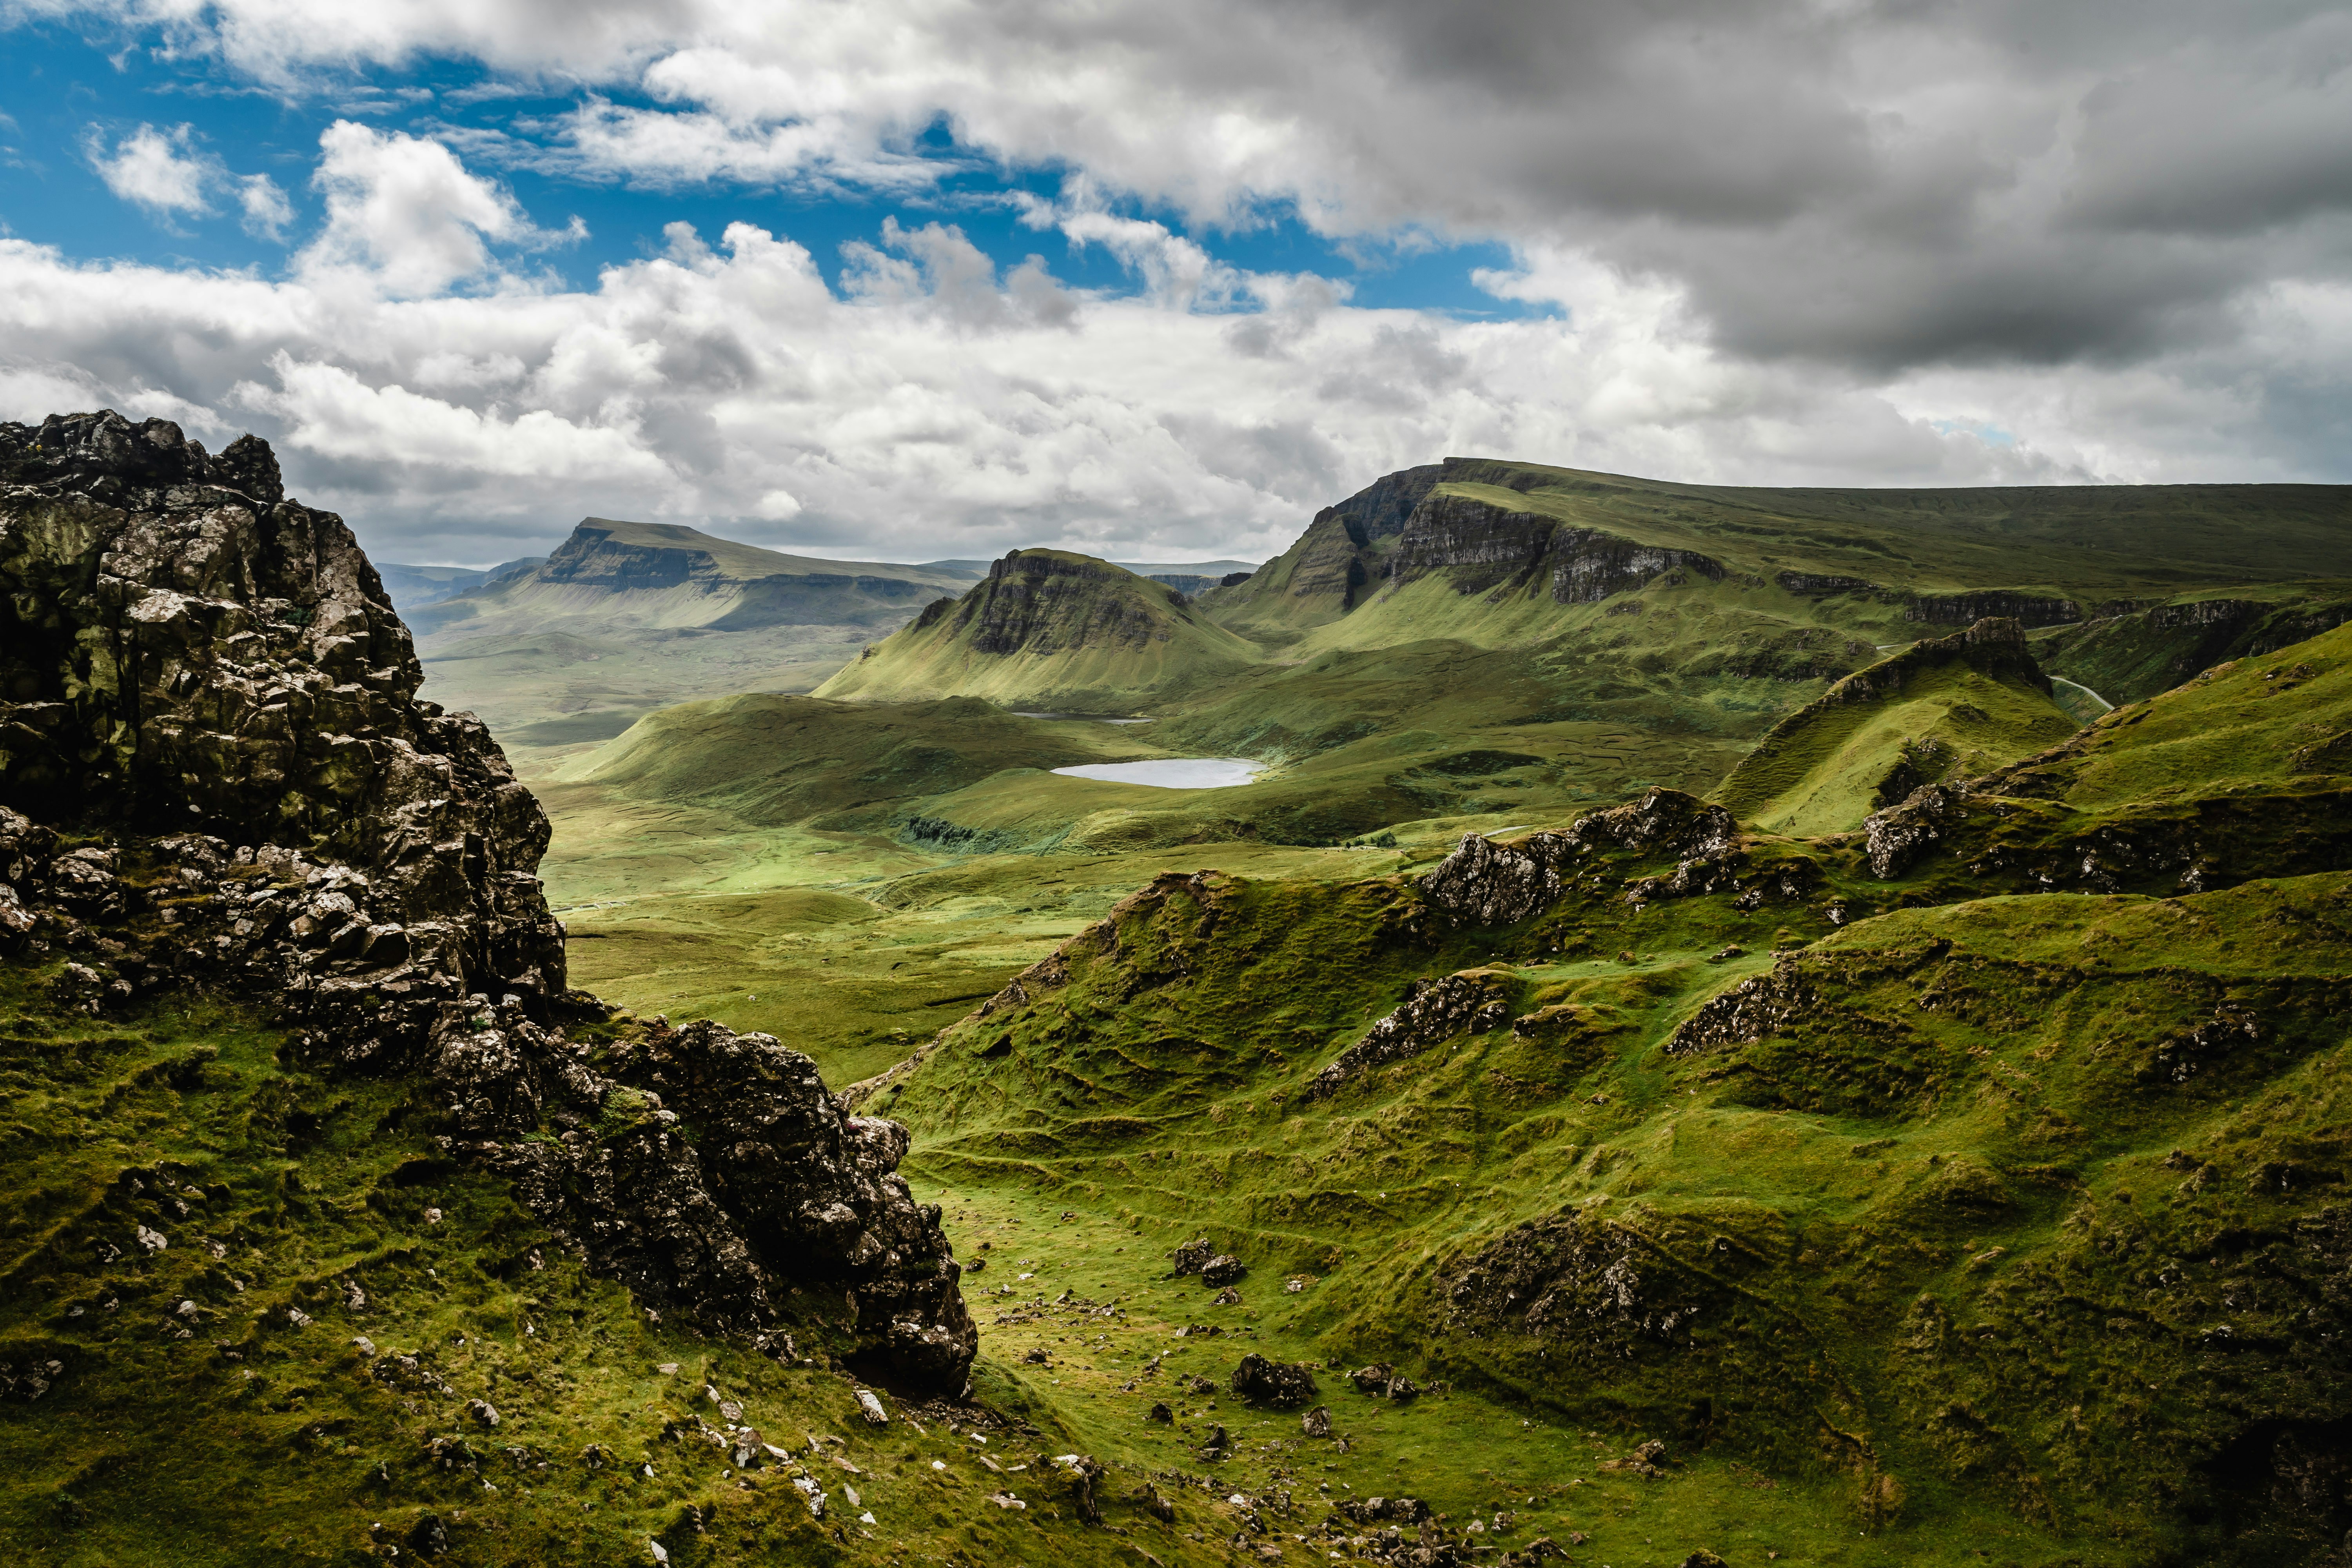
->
<box><xmin>1</xmin><ymin>2</ymin><xmax>2349</xmax><ymax>568</ymax></box>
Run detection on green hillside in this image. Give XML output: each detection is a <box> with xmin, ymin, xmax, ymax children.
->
<box><xmin>1713</xmin><ymin>617</ymin><xmax>2081</xmax><ymax>836</ymax></box>
<box><xmin>549</xmin><ymin>692</ymin><xmax>1158</xmax><ymax>831</ymax></box>
<box><xmin>814</xmin><ymin>549</ymin><xmax>1262</xmax><ymax>710</ymax></box>
<box><xmin>844</xmin><ymin>617</ymin><xmax>2352</xmax><ymax>1568</ymax></box>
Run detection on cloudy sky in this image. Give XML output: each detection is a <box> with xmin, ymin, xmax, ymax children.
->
<box><xmin>2</xmin><ymin>1</ymin><xmax>2348</xmax><ymax>567</ymax></box>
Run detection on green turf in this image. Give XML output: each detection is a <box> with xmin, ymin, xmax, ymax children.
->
<box><xmin>1713</xmin><ymin>632</ymin><xmax>2082</xmax><ymax>835</ymax></box>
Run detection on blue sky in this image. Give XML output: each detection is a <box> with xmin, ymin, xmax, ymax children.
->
<box><xmin>0</xmin><ymin>17</ymin><xmax>1533</xmax><ymax>320</ymax></box>
<box><xmin>0</xmin><ymin>1</ymin><xmax>2344</xmax><ymax>567</ymax></box>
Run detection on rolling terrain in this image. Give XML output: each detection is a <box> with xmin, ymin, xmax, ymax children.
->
<box><xmin>10</xmin><ymin>416</ymin><xmax>2352</xmax><ymax>1568</ymax></box>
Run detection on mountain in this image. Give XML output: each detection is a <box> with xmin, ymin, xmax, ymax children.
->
<box><xmin>812</xmin><ymin>547</ymin><xmax>1263</xmax><ymax>711</ymax></box>
<box><xmin>406</xmin><ymin>519</ymin><xmax>975</xmax><ymax>759</ymax></box>
<box><xmin>410</xmin><ymin>518</ymin><xmax>971</xmax><ymax>637</ymax></box>
<box><xmin>1200</xmin><ymin>463</ymin><xmax>1443</xmax><ymax>639</ymax></box>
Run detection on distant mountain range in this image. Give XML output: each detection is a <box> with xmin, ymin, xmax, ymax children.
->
<box><xmin>374</xmin><ymin>555</ymin><xmax>546</xmax><ymax>611</ymax></box>
<box><xmin>391</xmin><ymin>523</ymin><xmax>1264</xmax><ymax>757</ymax></box>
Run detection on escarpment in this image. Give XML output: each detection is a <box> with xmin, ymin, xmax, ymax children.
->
<box><xmin>0</xmin><ymin>410</ymin><xmax>975</xmax><ymax>1389</ymax></box>
<box><xmin>1386</xmin><ymin>489</ymin><xmax>1727</xmax><ymax>603</ymax></box>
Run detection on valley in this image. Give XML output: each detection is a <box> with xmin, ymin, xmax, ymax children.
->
<box><xmin>5</xmin><ymin>417</ymin><xmax>2351</xmax><ymax>1568</ymax></box>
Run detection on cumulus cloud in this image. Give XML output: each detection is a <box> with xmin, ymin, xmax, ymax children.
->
<box><xmin>238</xmin><ymin>173</ymin><xmax>294</xmax><ymax>240</ymax></box>
<box><xmin>85</xmin><ymin>121</ymin><xmax>301</xmax><ymax>241</ymax></box>
<box><xmin>36</xmin><ymin>0</ymin><xmax>2352</xmax><ymax>379</ymax></box>
<box><xmin>6</xmin><ymin>1</ymin><xmax>2352</xmax><ymax>568</ymax></box>
<box><xmin>296</xmin><ymin>121</ymin><xmax>588</xmax><ymax>296</ymax></box>
<box><xmin>7</xmin><ymin>184</ymin><xmax>2345</xmax><ymax>570</ymax></box>
<box><xmin>87</xmin><ymin>123</ymin><xmax>217</xmax><ymax>218</ymax></box>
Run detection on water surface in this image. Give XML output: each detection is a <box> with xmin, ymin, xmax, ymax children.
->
<box><xmin>1050</xmin><ymin>758</ymin><xmax>1263</xmax><ymax>789</ymax></box>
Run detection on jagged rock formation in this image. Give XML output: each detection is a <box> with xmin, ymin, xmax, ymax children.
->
<box><xmin>0</xmin><ymin>410</ymin><xmax>975</xmax><ymax>1389</ymax></box>
<box><xmin>477</xmin><ymin>1016</ymin><xmax>975</xmax><ymax>1383</ymax></box>
<box><xmin>1417</xmin><ymin>789</ymin><xmax>1743</xmax><ymax>927</ymax></box>
<box><xmin>1415</xmin><ymin>832</ymin><xmax>1560</xmax><ymax>924</ymax></box>
<box><xmin>0</xmin><ymin>410</ymin><xmax>563</xmax><ymax>1003</ymax></box>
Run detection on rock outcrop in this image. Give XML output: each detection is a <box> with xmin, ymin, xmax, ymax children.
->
<box><xmin>0</xmin><ymin>410</ymin><xmax>975</xmax><ymax>1390</ymax></box>
<box><xmin>1387</xmin><ymin>490</ymin><xmax>1726</xmax><ymax>604</ymax></box>
<box><xmin>1304</xmin><ymin>969</ymin><xmax>1515</xmax><ymax>1100</ymax></box>
<box><xmin>1417</xmin><ymin>832</ymin><xmax>1560</xmax><ymax>924</ymax></box>
<box><xmin>0</xmin><ymin>410</ymin><xmax>563</xmax><ymax>1003</ymax></box>
<box><xmin>1417</xmin><ymin>788</ymin><xmax>1742</xmax><ymax>927</ymax></box>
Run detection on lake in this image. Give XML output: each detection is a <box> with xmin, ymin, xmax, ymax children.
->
<box><xmin>1050</xmin><ymin>758</ymin><xmax>1264</xmax><ymax>789</ymax></box>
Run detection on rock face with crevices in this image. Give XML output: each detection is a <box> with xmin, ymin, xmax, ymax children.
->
<box><xmin>1417</xmin><ymin>832</ymin><xmax>1560</xmax><ymax>924</ymax></box>
<box><xmin>0</xmin><ymin>409</ymin><xmax>976</xmax><ymax>1391</ymax></box>
<box><xmin>0</xmin><ymin>410</ymin><xmax>563</xmax><ymax>1003</ymax></box>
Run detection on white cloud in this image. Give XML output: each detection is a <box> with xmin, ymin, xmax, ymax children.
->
<box><xmin>6</xmin><ymin>173</ymin><xmax>2346</xmax><ymax>574</ymax></box>
<box><xmin>88</xmin><ymin>123</ymin><xmax>216</xmax><ymax>218</ymax></box>
<box><xmin>298</xmin><ymin>121</ymin><xmax>581</xmax><ymax>296</ymax></box>
<box><xmin>238</xmin><ymin>173</ymin><xmax>294</xmax><ymax>240</ymax></box>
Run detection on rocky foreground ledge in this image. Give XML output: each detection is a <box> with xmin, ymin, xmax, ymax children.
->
<box><xmin>0</xmin><ymin>410</ymin><xmax>975</xmax><ymax>1387</ymax></box>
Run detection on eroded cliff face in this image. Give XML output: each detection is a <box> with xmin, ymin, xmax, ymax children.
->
<box><xmin>1381</xmin><ymin>480</ymin><xmax>1727</xmax><ymax>604</ymax></box>
<box><xmin>955</xmin><ymin>549</ymin><xmax>1190</xmax><ymax>655</ymax></box>
<box><xmin>0</xmin><ymin>410</ymin><xmax>976</xmax><ymax>1390</ymax></box>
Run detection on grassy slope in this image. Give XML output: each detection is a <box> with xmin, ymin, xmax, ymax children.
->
<box><xmin>854</xmin><ymin>617</ymin><xmax>2352</xmax><ymax>1568</ymax></box>
<box><xmin>548</xmin><ymin>694</ymin><xmax>1161</xmax><ymax>833</ymax></box>
<box><xmin>1713</xmin><ymin>635</ymin><xmax>2081</xmax><ymax>836</ymax></box>
<box><xmin>0</xmin><ymin>961</ymin><xmax>1187</xmax><ymax>1568</ymax></box>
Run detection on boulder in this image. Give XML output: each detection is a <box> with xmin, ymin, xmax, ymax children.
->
<box><xmin>1230</xmin><ymin>1352</ymin><xmax>1319</xmax><ymax>1408</ymax></box>
<box><xmin>1201</xmin><ymin>1253</ymin><xmax>1246</xmax><ymax>1287</ymax></box>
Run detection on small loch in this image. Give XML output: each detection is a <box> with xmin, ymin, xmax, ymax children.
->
<box><xmin>1049</xmin><ymin>758</ymin><xmax>1265</xmax><ymax>789</ymax></box>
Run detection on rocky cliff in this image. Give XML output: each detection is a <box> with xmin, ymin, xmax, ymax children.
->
<box><xmin>1201</xmin><ymin>464</ymin><xmax>1443</xmax><ymax>631</ymax></box>
<box><xmin>0</xmin><ymin>410</ymin><xmax>975</xmax><ymax>1388</ymax></box>
<box><xmin>815</xmin><ymin>547</ymin><xmax>1261</xmax><ymax>709</ymax></box>
<box><xmin>1385</xmin><ymin>488</ymin><xmax>1726</xmax><ymax>603</ymax></box>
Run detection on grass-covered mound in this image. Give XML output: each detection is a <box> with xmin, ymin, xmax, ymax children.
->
<box><xmin>1712</xmin><ymin>619</ymin><xmax>2081</xmax><ymax>835</ymax></box>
